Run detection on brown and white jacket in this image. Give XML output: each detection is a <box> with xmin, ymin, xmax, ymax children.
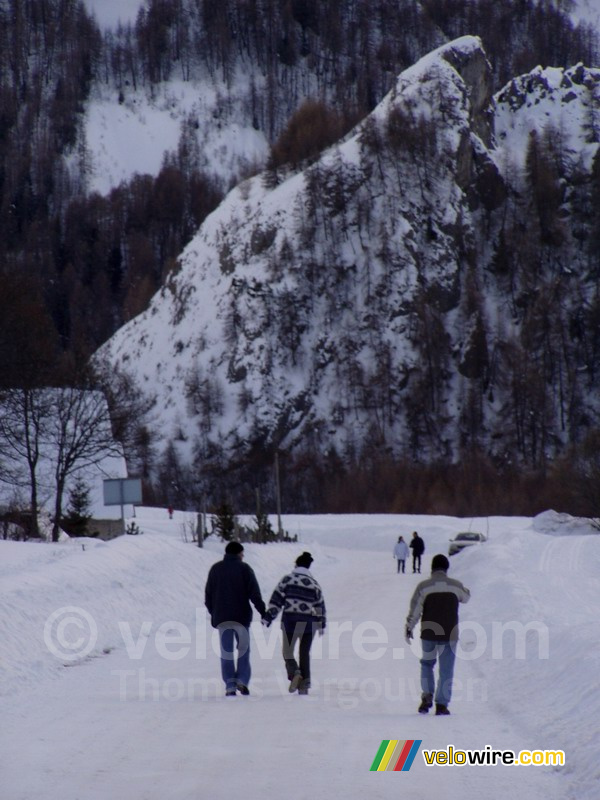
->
<box><xmin>406</xmin><ymin>570</ymin><xmax>470</xmax><ymax>642</ymax></box>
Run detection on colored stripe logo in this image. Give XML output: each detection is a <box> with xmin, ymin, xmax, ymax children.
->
<box><xmin>370</xmin><ymin>739</ymin><xmax>422</xmax><ymax>772</ymax></box>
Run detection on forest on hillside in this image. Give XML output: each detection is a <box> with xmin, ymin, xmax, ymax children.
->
<box><xmin>138</xmin><ymin>82</ymin><xmax>600</xmax><ymax>520</ymax></box>
<box><xmin>0</xmin><ymin>0</ymin><xmax>597</xmax><ymax>381</ymax></box>
<box><xmin>1</xmin><ymin>1</ymin><xmax>600</xmax><ymax>520</ymax></box>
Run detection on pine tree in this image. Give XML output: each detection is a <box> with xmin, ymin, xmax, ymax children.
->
<box><xmin>212</xmin><ymin>502</ymin><xmax>237</xmax><ymax>541</ymax></box>
<box><xmin>253</xmin><ymin>509</ymin><xmax>276</xmax><ymax>543</ymax></box>
<box><xmin>64</xmin><ymin>476</ymin><xmax>92</xmax><ymax>537</ymax></box>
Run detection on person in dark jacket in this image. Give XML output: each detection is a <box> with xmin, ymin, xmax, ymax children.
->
<box><xmin>263</xmin><ymin>552</ymin><xmax>326</xmax><ymax>696</ymax></box>
<box><xmin>409</xmin><ymin>531</ymin><xmax>425</xmax><ymax>573</ymax></box>
<box><xmin>205</xmin><ymin>541</ymin><xmax>267</xmax><ymax>696</ymax></box>
<box><xmin>405</xmin><ymin>554</ymin><xmax>470</xmax><ymax>715</ymax></box>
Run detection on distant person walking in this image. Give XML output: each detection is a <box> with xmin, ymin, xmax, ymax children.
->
<box><xmin>409</xmin><ymin>531</ymin><xmax>425</xmax><ymax>573</ymax></box>
<box><xmin>205</xmin><ymin>541</ymin><xmax>268</xmax><ymax>696</ymax></box>
<box><xmin>393</xmin><ymin>536</ymin><xmax>409</xmax><ymax>573</ymax></box>
<box><xmin>263</xmin><ymin>552</ymin><xmax>326</xmax><ymax>696</ymax></box>
<box><xmin>405</xmin><ymin>554</ymin><xmax>470</xmax><ymax>715</ymax></box>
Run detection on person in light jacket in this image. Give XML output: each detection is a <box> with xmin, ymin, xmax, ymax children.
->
<box><xmin>405</xmin><ymin>554</ymin><xmax>470</xmax><ymax>716</ymax></box>
<box><xmin>393</xmin><ymin>536</ymin><xmax>409</xmax><ymax>573</ymax></box>
<box><xmin>263</xmin><ymin>552</ymin><xmax>326</xmax><ymax>696</ymax></box>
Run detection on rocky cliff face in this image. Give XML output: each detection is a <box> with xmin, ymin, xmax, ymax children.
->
<box><xmin>98</xmin><ymin>36</ymin><xmax>600</xmax><ymax>486</ymax></box>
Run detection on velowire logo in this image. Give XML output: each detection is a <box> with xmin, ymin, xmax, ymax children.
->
<box><xmin>370</xmin><ymin>739</ymin><xmax>422</xmax><ymax>772</ymax></box>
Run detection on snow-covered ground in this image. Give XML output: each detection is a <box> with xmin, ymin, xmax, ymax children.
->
<box><xmin>1</xmin><ymin>509</ymin><xmax>598</xmax><ymax>799</ymax></box>
<box><xmin>571</xmin><ymin>0</ymin><xmax>600</xmax><ymax>28</ymax></box>
<box><xmin>83</xmin><ymin>0</ymin><xmax>144</xmax><ymax>29</ymax></box>
<box><xmin>85</xmin><ymin>76</ymin><xmax>269</xmax><ymax>196</ymax></box>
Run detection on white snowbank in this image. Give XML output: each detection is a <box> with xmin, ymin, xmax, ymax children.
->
<box><xmin>532</xmin><ymin>509</ymin><xmax>599</xmax><ymax>536</ymax></box>
<box><xmin>1</xmin><ymin>509</ymin><xmax>599</xmax><ymax>798</ymax></box>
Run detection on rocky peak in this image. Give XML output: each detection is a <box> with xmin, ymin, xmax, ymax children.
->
<box><xmin>440</xmin><ymin>36</ymin><xmax>494</xmax><ymax>146</ymax></box>
<box><xmin>98</xmin><ymin>36</ymin><xmax>600</xmax><ymax>493</ymax></box>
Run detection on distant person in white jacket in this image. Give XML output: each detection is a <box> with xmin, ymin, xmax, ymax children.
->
<box><xmin>393</xmin><ymin>536</ymin><xmax>409</xmax><ymax>573</ymax></box>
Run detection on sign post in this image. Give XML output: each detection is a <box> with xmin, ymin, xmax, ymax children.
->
<box><xmin>103</xmin><ymin>478</ymin><xmax>143</xmax><ymax>533</ymax></box>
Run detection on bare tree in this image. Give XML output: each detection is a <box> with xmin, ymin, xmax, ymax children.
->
<box><xmin>0</xmin><ymin>377</ymin><xmax>137</xmax><ymax>543</ymax></box>
<box><xmin>48</xmin><ymin>387</ymin><xmax>125</xmax><ymax>542</ymax></box>
<box><xmin>0</xmin><ymin>388</ymin><xmax>54</xmax><ymax>538</ymax></box>
<box><xmin>93</xmin><ymin>361</ymin><xmax>157</xmax><ymax>470</ymax></box>
<box><xmin>574</xmin><ymin>429</ymin><xmax>600</xmax><ymax>528</ymax></box>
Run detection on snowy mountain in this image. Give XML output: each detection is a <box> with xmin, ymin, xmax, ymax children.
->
<box><xmin>98</xmin><ymin>36</ymin><xmax>600</xmax><ymax>496</ymax></box>
<box><xmin>3</xmin><ymin>0</ymin><xmax>599</xmax><ymax>386</ymax></box>
<box><xmin>79</xmin><ymin>0</ymin><xmax>600</xmax><ymax>199</ymax></box>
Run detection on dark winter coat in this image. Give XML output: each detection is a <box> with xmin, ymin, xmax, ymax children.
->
<box><xmin>205</xmin><ymin>553</ymin><xmax>266</xmax><ymax>628</ymax></box>
<box><xmin>409</xmin><ymin>535</ymin><xmax>425</xmax><ymax>556</ymax></box>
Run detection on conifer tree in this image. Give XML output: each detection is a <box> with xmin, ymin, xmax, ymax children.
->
<box><xmin>212</xmin><ymin>502</ymin><xmax>237</xmax><ymax>541</ymax></box>
<box><xmin>64</xmin><ymin>475</ymin><xmax>92</xmax><ymax>537</ymax></box>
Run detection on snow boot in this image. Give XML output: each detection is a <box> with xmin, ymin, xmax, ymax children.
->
<box><xmin>288</xmin><ymin>670</ymin><xmax>302</xmax><ymax>693</ymax></box>
<box><xmin>435</xmin><ymin>704</ymin><xmax>450</xmax><ymax>716</ymax></box>
<box><xmin>418</xmin><ymin>693</ymin><xmax>433</xmax><ymax>714</ymax></box>
<box><xmin>237</xmin><ymin>683</ymin><xmax>250</xmax><ymax>696</ymax></box>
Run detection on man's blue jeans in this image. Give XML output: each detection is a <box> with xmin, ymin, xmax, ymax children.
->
<box><xmin>218</xmin><ymin>623</ymin><xmax>251</xmax><ymax>691</ymax></box>
<box><xmin>420</xmin><ymin>639</ymin><xmax>456</xmax><ymax>706</ymax></box>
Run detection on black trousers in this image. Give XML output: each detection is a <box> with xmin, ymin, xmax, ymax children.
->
<box><xmin>412</xmin><ymin>553</ymin><xmax>422</xmax><ymax>572</ymax></box>
<box><xmin>282</xmin><ymin>618</ymin><xmax>316</xmax><ymax>685</ymax></box>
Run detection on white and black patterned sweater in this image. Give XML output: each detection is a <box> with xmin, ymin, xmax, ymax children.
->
<box><xmin>266</xmin><ymin>567</ymin><xmax>326</xmax><ymax>629</ymax></box>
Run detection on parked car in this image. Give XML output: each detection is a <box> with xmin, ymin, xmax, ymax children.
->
<box><xmin>448</xmin><ymin>531</ymin><xmax>487</xmax><ymax>556</ymax></box>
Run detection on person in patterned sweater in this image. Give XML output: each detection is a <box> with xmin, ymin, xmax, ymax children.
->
<box><xmin>263</xmin><ymin>552</ymin><xmax>326</xmax><ymax>695</ymax></box>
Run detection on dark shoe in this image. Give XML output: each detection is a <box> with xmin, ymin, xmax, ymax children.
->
<box><xmin>435</xmin><ymin>704</ymin><xmax>450</xmax><ymax>715</ymax></box>
<box><xmin>288</xmin><ymin>670</ymin><xmax>302</xmax><ymax>694</ymax></box>
<box><xmin>237</xmin><ymin>683</ymin><xmax>250</xmax><ymax>696</ymax></box>
<box><xmin>225</xmin><ymin>689</ymin><xmax>236</xmax><ymax>697</ymax></box>
<box><xmin>298</xmin><ymin>686</ymin><xmax>309</xmax><ymax>695</ymax></box>
<box><xmin>418</xmin><ymin>693</ymin><xmax>433</xmax><ymax>714</ymax></box>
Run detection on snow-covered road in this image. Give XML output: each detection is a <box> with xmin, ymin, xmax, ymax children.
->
<box><xmin>2</xmin><ymin>510</ymin><xmax>597</xmax><ymax>799</ymax></box>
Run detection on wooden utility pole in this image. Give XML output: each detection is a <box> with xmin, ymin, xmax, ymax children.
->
<box><xmin>196</xmin><ymin>511</ymin><xmax>203</xmax><ymax>547</ymax></box>
<box><xmin>275</xmin><ymin>451</ymin><xmax>283</xmax><ymax>540</ymax></box>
